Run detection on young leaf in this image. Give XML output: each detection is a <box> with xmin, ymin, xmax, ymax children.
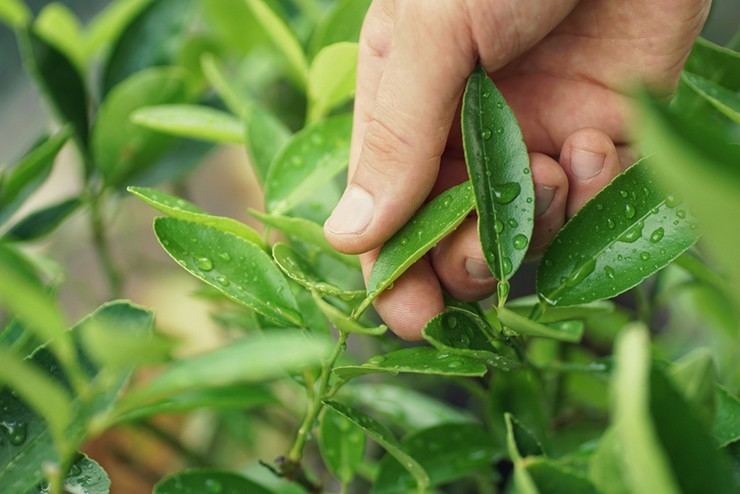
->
<box><xmin>493</xmin><ymin>307</ymin><xmax>584</xmax><ymax>343</ymax></box>
<box><xmin>131</xmin><ymin>104</ymin><xmax>245</xmax><ymax>143</ymax></box>
<box><xmin>462</xmin><ymin>66</ymin><xmax>534</xmax><ymax>281</ymax></box>
<box><xmin>537</xmin><ymin>158</ymin><xmax>701</xmax><ymax>306</ymax></box>
<box><xmin>323</xmin><ymin>401</ymin><xmax>430</xmax><ymax>492</ymax></box>
<box><xmin>265</xmin><ymin>114</ymin><xmax>351</xmax><ymax>214</ymax></box>
<box><xmin>319</xmin><ymin>407</ymin><xmax>366</xmax><ymax>484</ymax></box>
<box><xmin>308</xmin><ymin>0</ymin><xmax>371</xmax><ymax>57</ymax></box>
<box><xmin>312</xmin><ymin>293</ymin><xmax>386</xmax><ymax>336</ymax></box>
<box><xmin>244</xmin><ymin>103</ymin><xmax>292</xmax><ymax>185</ymax></box>
<box><xmin>681</xmin><ymin>72</ymin><xmax>740</xmax><ymax>123</ymax></box>
<box><xmin>154</xmin><ymin>217</ymin><xmax>301</xmax><ymax>326</ymax></box>
<box><xmin>360</xmin><ymin>182</ymin><xmax>475</xmax><ymax>312</ymax></box>
<box><xmin>4</xmin><ymin>197</ymin><xmax>82</xmax><ymax>242</ymax></box>
<box><xmin>154</xmin><ymin>469</ymin><xmax>273</xmax><ymax>494</ymax></box>
<box><xmin>373</xmin><ymin>423</ymin><xmax>500</xmax><ymax>494</ymax></box>
<box><xmin>422</xmin><ymin>308</ymin><xmax>518</xmax><ymax>370</ymax></box>
<box><xmin>92</xmin><ymin>67</ymin><xmax>190</xmax><ymax>186</ymax></box>
<box><xmin>333</xmin><ymin>347</ymin><xmax>487</xmax><ymax>381</ymax></box>
<box><xmin>0</xmin><ymin>0</ymin><xmax>31</xmax><ymax>29</ymax></box>
<box><xmin>307</xmin><ymin>42</ymin><xmax>358</xmax><ymax>123</ymax></box>
<box><xmin>34</xmin><ymin>2</ymin><xmax>85</xmax><ymax>70</ymax></box>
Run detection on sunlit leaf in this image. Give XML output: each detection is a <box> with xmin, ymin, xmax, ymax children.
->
<box><xmin>0</xmin><ymin>0</ymin><xmax>31</xmax><ymax>29</ymax></box>
<box><xmin>131</xmin><ymin>104</ymin><xmax>244</xmax><ymax>143</ymax></box>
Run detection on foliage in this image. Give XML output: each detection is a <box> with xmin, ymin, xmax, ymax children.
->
<box><xmin>0</xmin><ymin>1</ymin><xmax>738</xmax><ymax>493</ymax></box>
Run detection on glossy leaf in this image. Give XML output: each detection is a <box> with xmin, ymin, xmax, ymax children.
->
<box><xmin>319</xmin><ymin>407</ymin><xmax>366</xmax><ymax>484</ymax></box>
<box><xmin>505</xmin><ymin>295</ymin><xmax>614</xmax><ymax>323</ymax></box>
<box><xmin>128</xmin><ymin>331</ymin><xmax>330</xmax><ymax>405</ymax></box>
<box><xmin>323</xmin><ymin>401</ymin><xmax>430</xmax><ymax>492</ymax></box>
<box><xmin>84</xmin><ymin>0</ymin><xmax>151</xmax><ymax>61</ymax></box>
<box><xmin>312</xmin><ymin>293</ymin><xmax>386</xmax><ymax>335</ymax></box>
<box><xmin>462</xmin><ymin>66</ymin><xmax>534</xmax><ymax>281</ymax></box>
<box><xmin>34</xmin><ymin>3</ymin><xmax>85</xmax><ymax>70</ymax></box>
<box><xmin>537</xmin><ymin>158</ymin><xmax>701</xmax><ymax>306</ymax></box>
<box><xmin>494</xmin><ymin>307</ymin><xmax>584</xmax><ymax>343</ymax></box>
<box><xmin>307</xmin><ymin>42</ymin><xmax>357</xmax><ymax>122</ymax></box>
<box><xmin>154</xmin><ymin>469</ymin><xmax>273</xmax><ymax>494</ymax></box>
<box><xmin>4</xmin><ymin>197</ymin><xmax>82</xmax><ymax>242</ymax></box>
<box><xmin>102</xmin><ymin>0</ymin><xmax>195</xmax><ymax>94</ymax></box>
<box><xmin>361</xmin><ymin>182</ymin><xmax>475</xmax><ymax>312</ymax></box>
<box><xmin>265</xmin><ymin>114</ymin><xmax>351</xmax><ymax>214</ymax></box>
<box><xmin>714</xmin><ymin>386</ymin><xmax>740</xmax><ymax>447</ymax></box>
<box><xmin>308</xmin><ymin>0</ymin><xmax>371</xmax><ymax>57</ymax></box>
<box><xmin>154</xmin><ymin>217</ymin><xmax>300</xmax><ymax>326</ymax></box>
<box><xmin>373</xmin><ymin>423</ymin><xmax>499</xmax><ymax>494</ymax></box>
<box><xmin>0</xmin><ymin>0</ymin><xmax>31</xmax><ymax>29</ymax></box>
<box><xmin>422</xmin><ymin>308</ymin><xmax>518</xmax><ymax>370</ymax></box>
<box><xmin>92</xmin><ymin>68</ymin><xmax>190</xmax><ymax>186</ymax></box>
<box><xmin>333</xmin><ymin>347</ymin><xmax>487</xmax><ymax>381</ymax></box>
<box><xmin>131</xmin><ymin>104</ymin><xmax>245</xmax><ymax>143</ymax></box>
<box><xmin>681</xmin><ymin>72</ymin><xmax>740</xmax><ymax>123</ymax></box>
<box><xmin>28</xmin><ymin>454</ymin><xmax>111</xmax><ymax>494</ymax></box>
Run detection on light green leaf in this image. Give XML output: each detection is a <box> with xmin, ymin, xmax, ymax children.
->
<box><xmin>307</xmin><ymin>42</ymin><xmax>358</xmax><ymax>123</ymax></box>
<box><xmin>154</xmin><ymin>469</ymin><xmax>273</xmax><ymax>494</ymax></box>
<box><xmin>681</xmin><ymin>72</ymin><xmax>740</xmax><ymax>123</ymax></box>
<box><xmin>505</xmin><ymin>295</ymin><xmax>614</xmax><ymax>323</ymax></box>
<box><xmin>154</xmin><ymin>217</ymin><xmax>301</xmax><ymax>326</ymax></box>
<box><xmin>79</xmin><ymin>317</ymin><xmax>173</xmax><ymax>370</ymax></box>
<box><xmin>714</xmin><ymin>386</ymin><xmax>740</xmax><ymax>447</ymax></box>
<box><xmin>0</xmin><ymin>0</ymin><xmax>31</xmax><ymax>29</ymax></box>
<box><xmin>312</xmin><ymin>293</ymin><xmax>386</xmax><ymax>335</ymax></box>
<box><xmin>265</xmin><ymin>113</ymin><xmax>351</xmax><ymax>214</ymax></box>
<box><xmin>244</xmin><ymin>103</ymin><xmax>292</xmax><ymax>185</ymax></box>
<box><xmin>84</xmin><ymin>0</ymin><xmax>151</xmax><ymax>61</ymax></box>
<box><xmin>360</xmin><ymin>182</ymin><xmax>475</xmax><ymax>313</ymax></box>
<box><xmin>323</xmin><ymin>401</ymin><xmax>430</xmax><ymax>492</ymax></box>
<box><xmin>34</xmin><ymin>3</ymin><xmax>84</xmax><ymax>70</ymax></box>
<box><xmin>319</xmin><ymin>407</ymin><xmax>366</xmax><ymax>484</ymax></box>
<box><xmin>308</xmin><ymin>0</ymin><xmax>370</xmax><ymax>57</ymax></box>
<box><xmin>493</xmin><ymin>307</ymin><xmax>584</xmax><ymax>343</ymax></box>
<box><xmin>333</xmin><ymin>347</ymin><xmax>487</xmax><ymax>381</ymax></box>
<box><xmin>589</xmin><ymin>429</ymin><xmax>630</xmax><ymax>494</ymax></box>
<box><xmin>537</xmin><ymin>158</ymin><xmax>701</xmax><ymax>306</ymax></box>
<box><xmin>4</xmin><ymin>197</ymin><xmax>82</xmax><ymax>242</ymax></box>
<box><xmin>131</xmin><ymin>104</ymin><xmax>244</xmax><ymax>143</ymax></box>
<box><xmin>462</xmin><ymin>66</ymin><xmax>534</xmax><ymax>281</ymax></box>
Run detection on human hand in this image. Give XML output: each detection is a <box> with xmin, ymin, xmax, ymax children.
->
<box><xmin>324</xmin><ymin>0</ymin><xmax>710</xmax><ymax>340</ymax></box>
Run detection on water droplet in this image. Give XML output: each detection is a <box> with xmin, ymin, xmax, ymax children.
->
<box><xmin>526</xmin><ymin>197</ymin><xmax>533</xmax><ymax>203</ymax></box>
<box><xmin>205</xmin><ymin>478</ymin><xmax>223</xmax><ymax>493</ymax></box>
<box><xmin>544</xmin><ymin>259</ymin><xmax>553</xmax><ymax>268</ymax></box>
<box><xmin>690</xmin><ymin>223</ymin><xmax>698</xmax><ymax>230</ymax></box>
<box><xmin>69</xmin><ymin>463</ymin><xmax>82</xmax><ymax>477</ymax></box>
<box><xmin>624</xmin><ymin>204</ymin><xmax>636</xmax><ymax>219</ymax></box>
<box><xmin>649</xmin><ymin>227</ymin><xmax>664</xmax><ymax>243</ymax></box>
<box><xmin>513</xmin><ymin>234</ymin><xmax>528</xmax><ymax>250</ymax></box>
<box><xmin>501</xmin><ymin>257</ymin><xmax>513</xmax><ymax>275</ymax></box>
<box><xmin>447</xmin><ymin>360</ymin><xmax>462</xmax><ymax>369</ymax></box>
<box><xmin>604</xmin><ymin>265</ymin><xmax>616</xmax><ymax>279</ymax></box>
<box><xmin>195</xmin><ymin>257</ymin><xmax>213</xmax><ymax>271</ymax></box>
<box><xmin>443</xmin><ymin>199</ymin><xmax>451</xmax><ymax>207</ymax></box>
<box><xmin>368</xmin><ymin>355</ymin><xmax>386</xmax><ymax>365</ymax></box>
<box><xmin>216</xmin><ymin>276</ymin><xmax>230</xmax><ymax>287</ymax></box>
<box><xmin>399</xmin><ymin>237</ymin><xmax>409</xmax><ymax>246</ymax></box>
<box><xmin>508</xmin><ymin>218</ymin><xmax>519</xmax><ymax>228</ymax></box>
<box><xmin>640</xmin><ymin>252</ymin><xmax>651</xmax><ymax>261</ymax></box>
<box><xmin>482</xmin><ymin>91</ymin><xmax>490</xmax><ymax>99</ymax></box>
<box><xmin>494</xmin><ymin>220</ymin><xmax>504</xmax><ymax>233</ymax></box>
<box><xmin>565</xmin><ymin>259</ymin><xmax>596</xmax><ymax>287</ymax></box>
<box><xmin>482</xmin><ymin>129</ymin><xmax>492</xmax><ymax>140</ymax></box>
<box><xmin>619</xmin><ymin>190</ymin><xmax>628</xmax><ymax>199</ymax></box>
<box><xmin>665</xmin><ymin>195</ymin><xmax>682</xmax><ymax>208</ymax></box>
<box><xmin>493</xmin><ymin>182</ymin><xmax>521</xmax><ymax>204</ymax></box>
<box><xmin>291</xmin><ymin>156</ymin><xmax>303</xmax><ymax>167</ymax></box>
<box><xmin>619</xmin><ymin>221</ymin><xmax>644</xmax><ymax>243</ymax></box>
<box><xmin>496</xmin><ymin>127</ymin><xmax>504</xmax><ymax>135</ymax></box>
<box><xmin>447</xmin><ymin>315</ymin><xmax>458</xmax><ymax>329</ymax></box>
<box><xmin>607</xmin><ymin>218</ymin><xmax>615</xmax><ymax>229</ymax></box>
<box><xmin>459</xmin><ymin>333</ymin><xmax>471</xmax><ymax>346</ymax></box>
<box><xmin>497</xmin><ymin>281</ymin><xmax>510</xmax><ymax>301</ymax></box>
<box><xmin>311</xmin><ymin>133</ymin><xmax>324</xmax><ymax>145</ymax></box>
<box><xmin>596</xmin><ymin>203</ymin><xmax>604</xmax><ymax>211</ymax></box>
<box><xmin>523</xmin><ymin>168</ymin><xmax>530</xmax><ymax>175</ymax></box>
<box><xmin>1</xmin><ymin>421</ymin><xmax>27</xmax><ymax>446</ymax></box>
<box><xmin>676</xmin><ymin>209</ymin><xmax>687</xmax><ymax>219</ymax></box>
<box><xmin>496</xmin><ymin>101</ymin><xmax>504</xmax><ymax>109</ymax></box>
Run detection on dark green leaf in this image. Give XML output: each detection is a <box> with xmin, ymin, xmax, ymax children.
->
<box><xmin>669</xmin><ymin>348</ymin><xmax>716</xmax><ymax>427</ymax></box>
<box><xmin>373</xmin><ymin>423</ymin><xmax>499</xmax><ymax>494</ymax></box>
<box><xmin>681</xmin><ymin>72</ymin><xmax>740</xmax><ymax>122</ymax></box>
<box><xmin>683</xmin><ymin>37</ymin><xmax>740</xmax><ymax>89</ymax></box>
<box><xmin>131</xmin><ymin>104</ymin><xmax>245</xmax><ymax>143</ymax></box>
<box><xmin>154</xmin><ymin>469</ymin><xmax>273</xmax><ymax>494</ymax></box>
<box><xmin>308</xmin><ymin>0</ymin><xmax>371</xmax><ymax>57</ymax></box>
<box><xmin>462</xmin><ymin>66</ymin><xmax>534</xmax><ymax>281</ymax></box>
<box><xmin>323</xmin><ymin>401</ymin><xmax>430</xmax><ymax>491</ymax></box>
<box><xmin>488</xmin><ymin>370</ymin><xmax>548</xmax><ymax>446</ymax></box>
<box><xmin>265</xmin><ymin>114</ymin><xmax>351</xmax><ymax>214</ymax></box>
<box><xmin>494</xmin><ymin>307</ymin><xmax>584</xmax><ymax>342</ymax></box>
<box><xmin>714</xmin><ymin>386</ymin><xmax>740</xmax><ymax>447</ymax></box>
<box><xmin>524</xmin><ymin>458</ymin><xmax>598</xmax><ymax>494</ymax></box>
<box><xmin>361</xmin><ymin>182</ymin><xmax>475</xmax><ymax>312</ymax></box>
<box><xmin>537</xmin><ymin>158</ymin><xmax>701</xmax><ymax>306</ymax></box>
<box><xmin>154</xmin><ymin>217</ymin><xmax>301</xmax><ymax>326</ymax></box>
<box><xmin>244</xmin><ymin>103</ymin><xmax>292</xmax><ymax>185</ymax></box>
<box><xmin>28</xmin><ymin>454</ymin><xmax>111</xmax><ymax>494</ymax></box>
<box><xmin>505</xmin><ymin>413</ymin><xmax>545</xmax><ymax>460</ymax></box>
<box><xmin>333</xmin><ymin>347</ymin><xmax>487</xmax><ymax>381</ymax></box>
<box><xmin>4</xmin><ymin>197</ymin><xmax>82</xmax><ymax>241</ymax></box>
<box><xmin>319</xmin><ymin>407</ymin><xmax>366</xmax><ymax>484</ymax></box>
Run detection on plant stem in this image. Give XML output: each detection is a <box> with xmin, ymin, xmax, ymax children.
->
<box><xmin>287</xmin><ymin>331</ymin><xmax>349</xmax><ymax>462</ymax></box>
<box><xmin>89</xmin><ymin>192</ymin><xmax>123</xmax><ymax>299</ymax></box>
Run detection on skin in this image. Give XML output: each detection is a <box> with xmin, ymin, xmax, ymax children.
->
<box><xmin>324</xmin><ymin>0</ymin><xmax>711</xmax><ymax>340</ymax></box>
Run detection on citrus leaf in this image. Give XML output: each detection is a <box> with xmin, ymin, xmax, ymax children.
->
<box><xmin>28</xmin><ymin>454</ymin><xmax>111</xmax><ymax>494</ymax></box>
<box><xmin>493</xmin><ymin>307</ymin><xmax>584</xmax><ymax>343</ymax></box>
<box><xmin>131</xmin><ymin>104</ymin><xmax>245</xmax><ymax>143</ymax></box>
<box><xmin>4</xmin><ymin>197</ymin><xmax>82</xmax><ymax>242</ymax></box>
<box><xmin>312</xmin><ymin>293</ymin><xmax>386</xmax><ymax>336</ymax></box>
<box><xmin>714</xmin><ymin>386</ymin><xmax>740</xmax><ymax>447</ymax></box>
<box><xmin>34</xmin><ymin>2</ymin><xmax>84</xmax><ymax>70</ymax></box>
<box><xmin>153</xmin><ymin>217</ymin><xmax>300</xmax><ymax>326</ymax></box>
<box><xmin>681</xmin><ymin>72</ymin><xmax>740</xmax><ymax>123</ymax></box>
<box><xmin>683</xmin><ymin>37</ymin><xmax>740</xmax><ymax>89</ymax></box>
<box><xmin>84</xmin><ymin>0</ymin><xmax>151</xmax><ymax>61</ymax></box>
<box><xmin>307</xmin><ymin>42</ymin><xmax>357</xmax><ymax>123</ymax></box>
<box><xmin>537</xmin><ymin>158</ymin><xmax>701</xmax><ymax>306</ymax></box>
<box><xmin>319</xmin><ymin>407</ymin><xmax>366</xmax><ymax>484</ymax></box>
<box><xmin>154</xmin><ymin>469</ymin><xmax>273</xmax><ymax>494</ymax></box>
<box><xmin>462</xmin><ymin>66</ymin><xmax>534</xmax><ymax>281</ymax></box>
<box><xmin>308</xmin><ymin>0</ymin><xmax>370</xmax><ymax>57</ymax></box>
<box><xmin>243</xmin><ymin>103</ymin><xmax>292</xmax><ymax>185</ymax></box>
<box><xmin>200</xmin><ymin>53</ymin><xmax>250</xmax><ymax>116</ymax></box>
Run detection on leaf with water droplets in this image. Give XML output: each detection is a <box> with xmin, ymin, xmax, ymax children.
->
<box><xmin>319</xmin><ymin>406</ymin><xmax>366</xmax><ymax>484</ymax></box>
<box><xmin>131</xmin><ymin>104</ymin><xmax>245</xmax><ymax>143</ymax></box>
<box><xmin>422</xmin><ymin>308</ymin><xmax>518</xmax><ymax>370</ymax></box>
<box><xmin>28</xmin><ymin>454</ymin><xmax>111</xmax><ymax>494</ymax></box>
<box><xmin>374</xmin><ymin>423</ymin><xmax>500</xmax><ymax>494</ymax></box>
<box><xmin>154</xmin><ymin>217</ymin><xmax>301</xmax><ymax>326</ymax></box>
<box><xmin>154</xmin><ymin>468</ymin><xmax>274</xmax><ymax>494</ymax></box>
<box><xmin>462</xmin><ymin>67</ymin><xmax>535</xmax><ymax>281</ymax></box>
<box><xmin>129</xmin><ymin>187</ymin><xmax>264</xmax><ymax>248</ymax></box>
<box><xmin>333</xmin><ymin>347</ymin><xmax>487</xmax><ymax>381</ymax></box>
<box><xmin>265</xmin><ymin>114</ymin><xmax>351</xmax><ymax>215</ymax></box>
<box><xmin>360</xmin><ymin>181</ymin><xmax>475</xmax><ymax>313</ymax></box>
<box><xmin>537</xmin><ymin>157</ymin><xmax>701</xmax><ymax>306</ymax></box>
<box><xmin>323</xmin><ymin>401</ymin><xmax>430</xmax><ymax>492</ymax></box>
<box><xmin>493</xmin><ymin>307</ymin><xmax>584</xmax><ymax>343</ymax></box>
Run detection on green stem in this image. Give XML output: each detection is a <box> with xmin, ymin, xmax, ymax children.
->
<box><xmin>633</xmin><ymin>284</ymin><xmax>651</xmax><ymax>324</ymax></box>
<box><xmin>287</xmin><ymin>331</ymin><xmax>349</xmax><ymax>462</ymax></box>
<box><xmin>89</xmin><ymin>192</ymin><xmax>123</xmax><ymax>299</ymax></box>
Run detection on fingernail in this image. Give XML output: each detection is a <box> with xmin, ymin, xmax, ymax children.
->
<box><xmin>325</xmin><ymin>185</ymin><xmax>374</xmax><ymax>235</ymax></box>
<box><xmin>465</xmin><ymin>258</ymin><xmax>493</xmax><ymax>280</ymax></box>
<box><xmin>571</xmin><ymin>149</ymin><xmax>605</xmax><ymax>180</ymax></box>
<box><xmin>534</xmin><ymin>186</ymin><xmax>556</xmax><ymax>217</ymax></box>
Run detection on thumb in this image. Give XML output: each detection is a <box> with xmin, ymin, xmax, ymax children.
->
<box><xmin>324</xmin><ymin>2</ymin><xmax>475</xmax><ymax>255</ymax></box>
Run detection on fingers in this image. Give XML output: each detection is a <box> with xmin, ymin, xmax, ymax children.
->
<box><xmin>528</xmin><ymin>153</ymin><xmax>569</xmax><ymax>257</ymax></box>
<box><xmin>325</xmin><ymin>1</ymin><xmax>475</xmax><ymax>255</ymax></box>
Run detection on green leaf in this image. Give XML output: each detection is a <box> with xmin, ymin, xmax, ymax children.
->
<box><xmin>92</xmin><ymin>68</ymin><xmax>191</xmax><ymax>186</ymax></box>
<box><xmin>4</xmin><ymin>197</ymin><xmax>82</xmax><ymax>242</ymax></box>
<box><xmin>101</xmin><ymin>0</ymin><xmax>196</xmax><ymax>95</ymax></box>
<box><xmin>523</xmin><ymin>458</ymin><xmax>598</xmax><ymax>494</ymax></box>
<box><xmin>34</xmin><ymin>3</ymin><xmax>85</xmax><ymax>70</ymax></box>
<box><xmin>20</xmin><ymin>29</ymin><xmax>89</xmax><ymax>150</ymax></box>
<box><xmin>323</xmin><ymin>401</ymin><xmax>430</xmax><ymax>492</ymax></box>
<box><xmin>422</xmin><ymin>308</ymin><xmax>518</xmax><ymax>370</ymax></box>
<box><xmin>505</xmin><ymin>296</ymin><xmax>614</xmax><ymax>323</ymax></box>
<box><xmin>312</xmin><ymin>293</ymin><xmax>386</xmax><ymax>335</ymax></box>
<box><xmin>714</xmin><ymin>386</ymin><xmax>740</xmax><ymax>447</ymax></box>
<box><xmin>505</xmin><ymin>413</ymin><xmax>545</xmax><ymax>460</ymax></box>
<box><xmin>537</xmin><ymin>158</ymin><xmax>701</xmax><ymax>306</ymax></box>
<box><xmin>308</xmin><ymin>0</ymin><xmax>371</xmax><ymax>57</ymax></box>
<box><xmin>0</xmin><ymin>129</ymin><xmax>69</xmax><ymax>225</ymax></box>
<box><xmin>0</xmin><ymin>0</ymin><xmax>31</xmax><ymax>29</ymax></box>
<box><xmin>360</xmin><ymin>182</ymin><xmax>475</xmax><ymax>312</ymax></box>
<box><xmin>28</xmin><ymin>454</ymin><xmax>111</xmax><ymax>494</ymax></box>
<box><xmin>84</xmin><ymin>0</ymin><xmax>151</xmax><ymax>61</ymax></box>
<box><xmin>319</xmin><ymin>407</ymin><xmax>366</xmax><ymax>484</ymax></box>
<box><xmin>462</xmin><ymin>66</ymin><xmax>534</xmax><ymax>281</ymax></box>
<box><xmin>154</xmin><ymin>469</ymin><xmax>273</xmax><ymax>494</ymax></box>
<box><xmin>128</xmin><ymin>331</ymin><xmax>330</xmax><ymax>405</ymax></box>
<box><xmin>265</xmin><ymin>113</ymin><xmax>351</xmax><ymax>214</ymax></box>
<box><xmin>669</xmin><ymin>348</ymin><xmax>717</xmax><ymax>427</ymax></box>
<box><xmin>684</xmin><ymin>37</ymin><xmax>740</xmax><ymax>89</ymax></box>
<box><xmin>373</xmin><ymin>423</ymin><xmax>499</xmax><ymax>494</ymax></box>
<box><xmin>307</xmin><ymin>42</ymin><xmax>357</xmax><ymax>122</ymax></box>
<box><xmin>487</xmin><ymin>370</ymin><xmax>549</xmax><ymax>446</ymax></box>
<box><xmin>681</xmin><ymin>72</ymin><xmax>740</xmax><ymax>123</ymax></box>
<box><xmin>493</xmin><ymin>307</ymin><xmax>584</xmax><ymax>343</ymax></box>
<box><xmin>333</xmin><ymin>347</ymin><xmax>487</xmax><ymax>381</ymax></box>
<box><xmin>131</xmin><ymin>104</ymin><xmax>245</xmax><ymax>143</ymax></box>
<box><xmin>154</xmin><ymin>217</ymin><xmax>301</xmax><ymax>326</ymax></box>
<box><xmin>200</xmin><ymin>53</ymin><xmax>250</xmax><ymax>116</ymax></box>
<box><xmin>589</xmin><ymin>429</ymin><xmax>630</xmax><ymax>494</ymax></box>
<box><xmin>242</xmin><ymin>0</ymin><xmax>308</xmax><ymax>88</ymax></box>
<box><xmin>243</xmin><ymin>103</ymin><xmax>292</xmax><ymax>185</ymax></box>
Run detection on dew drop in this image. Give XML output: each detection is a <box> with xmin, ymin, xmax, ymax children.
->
<box><xmin>649</xmin><ymin>227</ymin><xmax>665</xmax><ymax>243</ymax></box>
<box><xmin>501</xmin><ymin>257</ymin><xmax>513</xmax><ymax>275</ymax></box>
<box><xmin>447</xmin><ymin>360</ymin><xmax>462</xmax><ymax>369</ymax></box>
<box><xmin>311</xmin><ymin>133</ymin><xmax>325</xmax><ymax>145</ymax></box>
<box><xmin>513</xmin><ymin>234</ymin><xmax>528</xmax><ymax>250</ymax></box>
<box><xmin>619</xmin><ymin>221</ymin><xmax>644</xmax><ymax>243</ymax></box>
<box><xmin>523</xmin><ymin>168</ymin><xmax>530</xmax><ymax>175</ymax></box>
<box><xmin>205</xmin><ymin>479</ymin><xmax>223</xmax><ymax>493</ymax></box>
<box><xmin>496</xmin><ymin>101</ymin><xmax>504</xmax><ymax>109</ymax></box>
<box><xmin>596</xmin><ymin>203</ymin><xmax>604</xmax><ymax>211</ymax></box>
<box><xmin>399</xmin><ymin>237</ymin><xmax>409</xmax><ymax>246</ymax></box>
<box><xmin>624</xmin><ymin>204</ymin><xmax>636</xmax><ymax>219</ymax></box>
<box><xmin>619</xmin><ymin>190</ymin><xmax>628</xmax><ymax>199</ymax></box>
<box><xmin>665</xmin><ymin>195</ymin><xmax>682</xmax><ymax>208</ymax></box>
<box><xmin>196</xmin><ymin>257</ymin><xmax>213</xmax><ymax>271</ymax></box>
<box><xmin>216</xmin><ymin>276</ymin><xmax>230</xmax><ymax>287</ymax></box>
<box><xmin>1</xmin><ymin>421</ymin><xmax>27</xmax><ymax>446</ymax></box>
<box><xmin>494</xmin><ymin>220</ymin><xmax>504</xmax><ymax>233</ymax></box>
<box><xmin>604</xmin><ymin>265</ymin><xmax>616</xmax><ymax>279</ymax></box>
<box><xmin>526</xmin><ymin>197</ymin><xmax>533</xmax><ymax>203</ymax></box>
<box><xmin>368</xmin><ymin>355</ymin><xmax>386</xmax><ymax>365</ymax></box>
<box><xmin>607</xmin><ymin>218</ymin><xmax>615</xmax><ymax>229</ymax></box>
<box><xmin>508</xmin><ymin>218</ymin><xmax>519</xmax><ymax>228</ymax></box>
<box><xmin>640</xmin><ymin>252</ymin><xmax>651</xmax><ymax>261</ymax></box>
<box><xmin>459</xmin><ymin>333</ymin><xmax>471</xmax><ymax>346</ymax></box>
<box><xmin>493</xmin><ymin>182</ymin><xmax>521</xmax><ymax>204</ymax></box>
<box><xmin>676</xmin><ymin>209</ymin><xmax>687</xmax><ymax>219</ymax></box>
<box><xmin>69</xmin><ymin>463</ymin><xmax>82</xmax><ymax>477</ymax></box>
<box><xmin>496</xmin><ymin>127</ymin><xmax>504</xmax><ymax>135</ymax></box>
<box><xmin>291</xmin><ymin>156</ymin><xmax>303</xmax><ymax>167</ymax></box>
<box><xmin>218</xmin><ymin>253</ymin><xmax>231</xmax><ymax>262</ymax></box>
<box><xmin>482</xmin><ymin>129</ymin><xmax>492</xmax><ymax>140</ymax></box>
<box><xmin>482</xmin><ymin>91</ymin><xmax>490</xmax><ymax>99</ymax></box>
<box><xmin>565</xmin><ymin>259</ymin><xmax>596</xmax><ymax>287</ymax></box>
<box><xmin>544</xmin><ymin>259</ymin><xmax>553</xmax><ymax>268</ymax></box>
